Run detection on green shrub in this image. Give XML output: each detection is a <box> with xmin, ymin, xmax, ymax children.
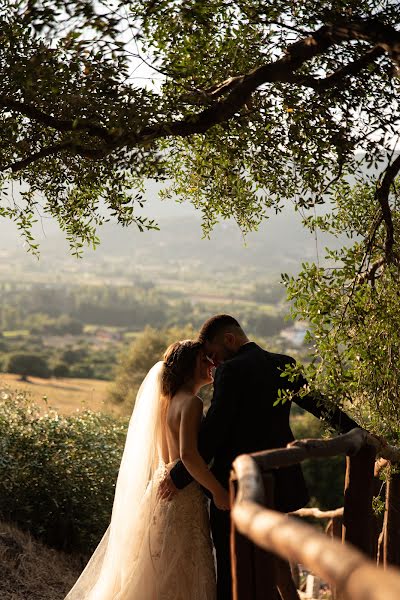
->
<box><xmin>53</xmin><ymin>362</ymin><xmax>70</xmax><ymax>378</ymax></box>
<box><xmin>0</xmin><ymin>388</ymin><xmax>127</xmax><ymax>554</ymax></box>
<box><xmin>69</xmin><ymin>363</ymin><xmax>94</xmax><ymax>378</ymax></box>
<box><xmin>60</xmin><ymin>347</ymin><xmax>88</xmax><ymax>365</ymax></box>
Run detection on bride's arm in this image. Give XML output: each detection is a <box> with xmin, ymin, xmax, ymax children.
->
<box><xmin>179</xmin><ymin>396</ymin><xmax>230</xmax><ymax>510</ymax></box>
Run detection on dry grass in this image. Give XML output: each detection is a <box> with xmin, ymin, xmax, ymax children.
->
<box><xmin>0</xmin><ymin>521</ymin><xmax>81</xmax><ymax>600</ymax></box>
<box><xmin>0</xmin><ymin>373</ymin><xmax>123</xmax><ymax>416</ymax></box>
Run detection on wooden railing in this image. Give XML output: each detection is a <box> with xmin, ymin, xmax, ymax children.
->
<box><xmin>229</xmin><ymin>428</ymin><xmax>400</xmax><ymax>600</ymax></box>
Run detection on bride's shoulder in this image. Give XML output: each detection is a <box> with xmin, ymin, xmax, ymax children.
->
<box><xmin>182</xmin><ymin>394</ymin><xmax>203</xmax><ymax>415</ymax></box>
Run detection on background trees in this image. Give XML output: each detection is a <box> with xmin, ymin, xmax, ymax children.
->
<box><xmin>109</xmin><ymin>325</ymin><xmax>199</xmax><ymax>411</ymax></box>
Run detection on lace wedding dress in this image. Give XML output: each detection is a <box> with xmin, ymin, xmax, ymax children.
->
<box><xmin>65</xmin><ymin>363</ymin><xmax>216</xmax><ymax>600</ymax></box>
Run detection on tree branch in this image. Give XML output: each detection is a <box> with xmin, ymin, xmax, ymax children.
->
<box><xmin>326</xmin><ymin>18</ymin><xmax>400</xmax><ymax>67</ymax></box>
<box><xmin>206</xmin><ymin>46</ymin><xmax>384</xmax><ymax>100</ymax></box>
<box><xmin>188</xmin><ymin>21</ymin><xmax>397</xmax><ymax>102</ymax></box>
<box><xmin>133</xmin><ymin>19</ymin><xmax>400</xmax><ymax>143</ymax></box>
<box><xmin>4</xmin><ymin>17</ymin><xmax>400</xmax><ymax>172</ymax></box>
<box><xmin>375</xmin><ymin>153</ymin><xmax>400</xmax><ymax>263</ymax></box>
<box><xmin>357</xmin><ymin>258</ymin><xmax>386</xmax><ymax>285</ymax></box>
<box><xmin>290</xmin><ymin>507</ymin><xmax>344</xmax><ymax>519</ymax></box>
<box><xmin>3</xmin><ymin>140</ymin><xmax>107</xmax><ymax>172</ymax></box>
<box><xmin>130</xmin><ymin>24</ymin><xmax>343</xmax><ymax>142</ymax></box>
<box><xmin>0</xmin><ymin>95</ymin><xmax>114</xmax><ymax>142</ymax></box>
<box><xmin>287</xmin><ymin>46</ymin><xmax>385</xmax><ymax>91</ymax></box>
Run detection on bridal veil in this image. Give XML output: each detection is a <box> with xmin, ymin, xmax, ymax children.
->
<box><xmin>65</xmin><ymin>361</ymin><xmax>165</xmax><ymax>600</ymax></box>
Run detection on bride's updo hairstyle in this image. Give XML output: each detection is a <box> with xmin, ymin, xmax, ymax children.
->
<box><xmin>161</xmin><ymin>339</ymin><xmax>202</xmax><ymax>399</ymax></box>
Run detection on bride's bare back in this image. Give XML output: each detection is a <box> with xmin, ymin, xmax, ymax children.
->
<box><xmin>165</xmin><ymin>391</ymin><xmax>203</xmax><ymax>463</ymax></box>
<box><xmin>162</xmin><ymin>390</ymin><xmax>229</xmax><ymax>511</ymax></box>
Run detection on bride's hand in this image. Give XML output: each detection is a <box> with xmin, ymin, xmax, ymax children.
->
<box><xmin>213</xmin><ymin>487</ymin><xmax>230</xmax><ymax>511</ymax></box>
<box><xmin>158</xmin><ymin>474</ymin><xmax>178</xmax><ymax>501</ymax></box>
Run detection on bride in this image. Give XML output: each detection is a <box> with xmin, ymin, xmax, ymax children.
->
<box><xmin>65</xmin><ymin>339</ymin><xmax>230</xmax><ymax>600</ymax></box>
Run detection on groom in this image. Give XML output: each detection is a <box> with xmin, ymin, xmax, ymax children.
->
<box><xmin>159</xmin><ymin>314</ymin><xmax>359</xmax><ymax>599</ymax></box>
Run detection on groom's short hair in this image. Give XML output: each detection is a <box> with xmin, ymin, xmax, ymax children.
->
<box><xmin>198</xmin><ymin>314</ymin><xmax>243</xmax><ymax>343</ymax></box>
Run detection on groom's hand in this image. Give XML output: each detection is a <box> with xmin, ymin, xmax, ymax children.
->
<box><xmin>158</xmin><ymin>474</ymin><xmax>178</xmax><ymax>501</ymax></box>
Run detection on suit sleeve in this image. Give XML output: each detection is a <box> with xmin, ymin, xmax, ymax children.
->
<box><xmin>170</xmin><ymin>363</ymin><xmax>239</xmax><ymax>489</ymax></box>
<box><xmin>290</xmin><ymin>362</ymin><xmax>359</xmax><ymax>434</ymax></box>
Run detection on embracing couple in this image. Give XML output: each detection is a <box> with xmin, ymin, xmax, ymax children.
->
<box><xmin>65</xmin><ymin>314</ymin><xmax>358</xmax><ymax>600</ymax></box>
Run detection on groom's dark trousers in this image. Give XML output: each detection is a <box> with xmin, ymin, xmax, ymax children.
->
<box><xmin>210</xmin><ymin>502</ymin><xmax>231</xmax><ymax>599</ymax></box>
<box><xmin>170</xmin><ymin>342</ymin><xmax>358</xmax><ymax>600</ymax></box>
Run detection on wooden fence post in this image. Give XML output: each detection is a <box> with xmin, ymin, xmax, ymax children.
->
<box><xmin>231</xmin><ymin>476</ymin><xmax>255</xmax><ymax>600</ymax></box>
<box><xmin>384</xmin><ymin>471</ymin><xmax>400</xmax><ymax>568</ymax></box>
<box><xmin>342</xmin><ymin>443</ymin><xmax>376</xmax><ymax>557</ymax></box>
<box><xmin>255</xmin><ymin>472</ymin><xmax>279</xmax><ymax>599</ymax></box>
<box><xmin>326</xmin><ymin>516</ymin><xmax>342</xmax><ymax>600</ymax></box>
<box><xmin>230</xmin><ymin>472</ymin><xmax>279</xmax><ymax>600</ymax></box>
<box><xmin>332</xmin><ymin>515</ymin><xmax>343</xmax><ymax>539</ymax></box>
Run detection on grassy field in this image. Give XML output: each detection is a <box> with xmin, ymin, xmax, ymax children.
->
<box><xmin>0</xmin><ymin>373</ymin><xmax>123</xmax><ymax>416</ymax></box>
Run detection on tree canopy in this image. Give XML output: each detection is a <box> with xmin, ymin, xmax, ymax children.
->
<box><xmin>1</xmin><ymin>1</ymin><xmax>399</xmax><ymax>252</ymax></box>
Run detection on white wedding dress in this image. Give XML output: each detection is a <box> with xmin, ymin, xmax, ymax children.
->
<box><xmin>65</xmin><ymin>362</ymin><xmax>216</xmax><ymax>600</ymax></box>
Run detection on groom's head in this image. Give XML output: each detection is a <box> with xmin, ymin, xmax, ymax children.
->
<box><xmin>198</xmin><ymin>314</ymin><xmax>249</xmax><ymax>365</ymax></box>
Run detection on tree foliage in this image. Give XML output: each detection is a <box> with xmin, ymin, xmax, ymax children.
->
<box><xmin>0</xmin><ymin>1</ymin><xmax>399</xmax><ymax>252</ymax></box>
<box><xmin>7</xmin><ymin>352</ymin><xmax>51</xmax><ymax>379</ymax></box>
<box><xmin>284</xmin><ymin>179</ymin><xmax>400</xmax><ymax>441</ymax></box>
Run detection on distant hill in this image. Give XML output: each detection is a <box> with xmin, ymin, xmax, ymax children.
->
<box><xmin>0</xmin><ymin>191</ymin><xmax>346</xmax><ymax>277</ymax></box>
<box><xmin>1</xmin><ymin>153</ymin><xmax>396</xmax><ymax>277</ymax></box>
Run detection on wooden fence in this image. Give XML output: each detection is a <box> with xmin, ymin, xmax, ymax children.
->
<box><xmin>229</xmin><ymin>428</ymin><xmax>400</xmax><ymax>600</ymax></box>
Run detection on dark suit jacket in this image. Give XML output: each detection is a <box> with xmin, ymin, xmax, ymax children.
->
<box><xmin>170</xmin><ymin>342</ymin><xmax>358</xmax><ymax>512</ymax></box>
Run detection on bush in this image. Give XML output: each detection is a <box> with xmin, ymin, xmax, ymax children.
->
<box><xmin>7</xmin><ymin>353</ymin><xmax>51</xmax><ymax>380</ymax></box>
<box><xmin>69</xmin><ymin>363</ymin><xmax>94</xmax><ymax>378</ymax></box>
<box><xmin>0</xmin><ymin>389</ymin><xmax>127</xmax><ymax>553</ymax></box>
<box><xmin>53</xmin><ymin>362</ymin><xmax>70</xmax><ymax>378</ymax></box>
<box><xmin>60</xmin><ymin>347</ymin><xmax>88</xmax><ymax>365</ymax></box>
